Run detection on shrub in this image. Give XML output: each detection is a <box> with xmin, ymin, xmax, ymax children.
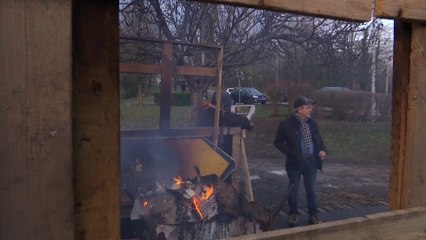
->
<box><xmin>285</xmin><ymin>81</ymin><xmax>315</xmax><ymax>109</ymax></box>
<box><xmin>374</xmin><ymin>93</ymin><xmax>392</xmax><ymax>121</ymax></box>
<box><xmin>153</xmin><ymin>92</ymin><xmax>191</xmax><ymax>106</ymax></box>
<box><xmin>313</xmin><ymin>91</ymin><xmax>391</xmax><ymax>121</ymax></box>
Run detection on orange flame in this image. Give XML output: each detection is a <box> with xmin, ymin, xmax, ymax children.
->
<box><xmin>201</xmin><ymin>185</ymin><xmax>214</xmax><ymax>200</ymax></box>
<box><xmin>143</xmin><ymin>201</ymin><xmax>148</xmax><ymax>207</ymax></box>
<box><xmin>192</xmin><ymin>197</ymin><xmax>204</xmax><ymax>219</ymax></box>
<box><xmin>174</xmin><ymin>176</ymin><xmax>184</xmax><ymax>186</ymax></box>
<box><xmin>192</xmin><ymin>185</ymin><xmax>215</xmax><ymax>219</ymax></box>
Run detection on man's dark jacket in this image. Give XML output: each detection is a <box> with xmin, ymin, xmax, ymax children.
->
<box><xmin>273</xmin><ymin>115</ymin><xmax>327</xmax><ymax>171</ymax></box>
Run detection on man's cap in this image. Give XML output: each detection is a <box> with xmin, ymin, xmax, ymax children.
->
<box><xmin>293</xmin><ymin>96</ymin><xmax>317</xmax><ymax>109</ymax></box>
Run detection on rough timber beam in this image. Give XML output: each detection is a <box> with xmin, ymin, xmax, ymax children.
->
<box><xmin>192</xmin><ymin>0</ymin><xmax>372</xmax><ymax>22</ymax></box>
<box><xmin>0</xmin><ymin>1</ymin><xmax>73</xmax><ymax>239</ymax></box>
<box><xmin>376</xmin><ymin>0</ymin><xmax>426</xmax><ymax>22</ymax></box>
<box><xmin>390</xmin><ymin>22</ymin><xmax>426</xmax><ymax>210</ymax></box>
<box><xmin>73</xmin><ymin>0</ymin><xmax>120</xmax><ymax>239</ymax></box>
<box><xmin>229</xmin><ymin>207</ymin><xmax>426</xmax><ymax>240</ymax></box>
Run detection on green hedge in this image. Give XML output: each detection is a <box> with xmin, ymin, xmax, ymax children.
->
<box><xmin>153</xmin><ymin>92</ymin><xmax>191</xmax><ymax>106</ymax></box>
<box><xmin>312</xmin><ymin>91</ymin><xmax>391</xmax><ymax>121</ymax></box>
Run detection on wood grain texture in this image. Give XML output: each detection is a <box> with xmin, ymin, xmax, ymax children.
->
<box><xmin>376</xmin><ymin>0</ymin><xmax>426</xmax><ymax>22</ymax></box>
<box><xmin>0</xmin><ymin>1</ymin><xmax>73</xmax><ymax>240</ymax></box>
<box><xmin>121</xmin><ymin>127</ymin><xmax>242</xmax><ymax>139</ymax></box>
<box><xmin>405</xmin><ymin>23</ymin><xmax>426</xmax><ymax>208</ymax></box>
<box><xmin>73</xmin><ymin>0</ymin><xmax>120</xmax><ymax>239</ymax></box>
<box><xmin>389</xmin><ymin>21</ymin><xmax>411</xmax><ymax>210</ymax></box>
<box><xmin>159</xmin><ymin>42</ymin><xmax>173</xmax><ymax>133</ymax></box>
<box><xmin>232</xmin><ymin>134</ymin><xmax>242</xmax><ymax>191</ymax></box>
<box><xmin>194</xmin><ymin>0</ymin><xmax>372</xmax><ymax>21</ymax></box>
<box><xmin>229</xmin><ymin>207</ymin><xmax>426</xmax><ymax>240</ymax></box>
<box><xmin>390</xmin><ymin>22</ymin><xmax>426</xmax><ymax>210</ymax></box>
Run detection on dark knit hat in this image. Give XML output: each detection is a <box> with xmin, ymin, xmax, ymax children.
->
<box><xmin>293</xmin><ymin>96</ymin><xmax>317</xmax><ymax>109</ymax></box>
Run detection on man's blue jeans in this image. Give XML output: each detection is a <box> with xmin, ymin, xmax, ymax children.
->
<box><xmin>287</xmin><ymin>159</ymin><xmax>318</xmax><ymax>216</ymax></box>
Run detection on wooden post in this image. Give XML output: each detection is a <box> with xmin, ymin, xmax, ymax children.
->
<box><xmin>160</xmin><ymin>41</ymin><xmax>173</xmax><ymax>134</ymax></box>
<box><xmin>240</xmin><ymin>131</ymin><xmax>255</xmax><ymax>202</ymax></box>
<box><xmin>389</xmin><ymin>21</ymin><xmax>411</xmax><ymax>210</ymax></box>
<box><xmin>390</xmin><ymin>21</ymin><xmax>426</xmax><ymax>210</ymax></box>
<box><xmin>73</xmin><ymin>0</ymin><xmax>120</xmax><ymax>239</ymax></box>
<box><xmin>231</xmin><ymin>130</ymin><xmax>254</xmax><ymax>202</ymax></box>
<box><xmin>213</xmin><ymin>47</ymin><xmax>224</xmax><ymax>146</ymax></box>
<box><xmin>232</xmin><ymin>133</ymin><xmax>243</xmax><ymax>190</ymax></box>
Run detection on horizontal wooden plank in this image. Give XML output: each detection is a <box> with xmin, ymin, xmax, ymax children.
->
<box><xmin>174</xmin><ymin>65</ymin><xmax>217</xmax><ymax>77</ymax></box>
<box><xmin>121</xmin><ymin>127</ymin><xmax>241</xmax><ymax>139</ymax></box>
<box><xmin>120</xmin><ymin>63</ymin><xmax>217</xmax><ymax>77</ymax></box>
<box><xmin>120</xmin><ymin>63</ymin><xmax>161</xmax><ymax>74</ymax></box>
<box><xmin>230</xmin><ymin>207</ymin><xmax>426</xmax><ymax>240</ymax></box>
<box><xmin>194</xmin><ymin>0</ymin><xmax>372</xmax><ymax>22</ymax></box>
<box><xmin>376</xmin><ymin>0</ymin><xmax>426</xmax><ymax>22</ymax></box>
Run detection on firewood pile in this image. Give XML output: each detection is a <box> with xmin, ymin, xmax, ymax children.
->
<box><xmin>122</xmin><ymin>155</ymin><xmax>271</xmax><ymax>240</ymax></box>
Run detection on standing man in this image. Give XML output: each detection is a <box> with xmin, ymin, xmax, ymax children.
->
<box><xmin>273</xmin><ymin>96</ymin><xmax>327</xmax><ymax>227</ymax></box>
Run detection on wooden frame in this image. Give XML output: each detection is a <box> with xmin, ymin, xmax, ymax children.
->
<box><xmin>229</xmin><ymin>207</ymin><xmax>426</xmax><ymax>240</ymax></box>
<box><xmin>376</xmin><ymin>0</ymin><xmax>426</xmax><ymax>22</ymax></box>
<box><xmin>1</xmin><ymin>0</ymin><xmax>426</xmax><ymax>239</ymax></box>
<box><xmin>119</xmin><ymin>38</ymin><xmax>224</xmax><ymax>144</ymax></box>
<box><xmin>118</xmin><ymin>39</ymin><xmax>254</xmax><ymax>198</ymax></box>
<box><xmin>194</xmin><ymin>0</ymin><xmax>372</xmax><ymax>22</ymax></box>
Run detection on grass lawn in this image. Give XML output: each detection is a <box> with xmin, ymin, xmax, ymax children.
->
<box><xmin>120</xmin><ymin>100</ymin><xmax>391</xmax><ymax>165</ymax></box>
<box><xmin>245</xmin><ymin>104</ymin><xmax>391</xmax><ymax>164</ymax></box>
<box><xmin>120</xmin><ymin>99</ymin><xmax>192</xmax><ymax>130</ymax></box>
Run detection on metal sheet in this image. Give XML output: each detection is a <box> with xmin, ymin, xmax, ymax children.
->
<box><xmin>121</xmin><ymin>137</ymin><xmax>235</xmax><ymax>181</ymax></box>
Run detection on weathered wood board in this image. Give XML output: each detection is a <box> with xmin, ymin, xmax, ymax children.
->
<box><xmin>73</xmin><ymin>0</ymin><xmax>120</xmax><ymax>239</ymax></box>
<box><xmin>194</xmin><ymin>0</ymin><xmax>372</xmax><ymax>22</ymax></box>
<box><xmin>389</xmin><ymin>21</ymin><xmax>411</xmax><ymax>211</ymax></box>
<box><xmin>402</xmin><ymin>23</ymin><xmax>426</xmax><ymax>208</ymax></box>
<box><xmin>2</xmin><ymin>0</ymin><xmax>426</xmax><ymax>239</ymax></box>
<box><xmin>390</xmin><ymin>22</ymin><xmax>426</xmax><ymax>210</ymax></box>
<box><xmin>376</xmin><ymin>0</ymin><xmax>426</xmax><ymax>22</ymax></box>
<box><xmin>229</xmin><ymin>207</ymin><xmax>426</xmax><ymax>240</ymax></box>
<box><xmin>0</xmin><ymin>1</ymin><xmax>73</xmax><ymax>240</ymax></box>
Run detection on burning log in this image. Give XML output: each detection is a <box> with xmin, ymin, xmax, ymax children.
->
<box><xmin>156</xmin><ymin>216</ymin><xmax>264</xmax><ymax>240</ymax></box>
<box><xmin>145</xmin><ymin>192</ymin><xmax>178</xmax><ymax>225</ymax></box>
<box><xmin>121</xmin><ymin>137</ymin><xmax>271</xmax><ymax>239</ymax></box>
<box><xmin>127</xmin><ymin>174</ymin><xmax>271</xmax><ymax>239</ymax></box>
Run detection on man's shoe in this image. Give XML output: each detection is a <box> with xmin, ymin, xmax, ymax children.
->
<box><xmin>309</xmin><ymin>214</ymin><xmax>321</xmax><ymax>224</ymax></box>
<box><xmin>288</xmin><ymin>213</ymin><xmax>299</xmax><ymax>227</ymax></box>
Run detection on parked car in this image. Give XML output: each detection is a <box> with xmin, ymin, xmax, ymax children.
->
<box><xmin>229</xmin><ymin>87</ymin><xmax>269</xmax><ymax>104</ymax></box>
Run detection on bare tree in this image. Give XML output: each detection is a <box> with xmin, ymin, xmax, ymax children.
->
<box><xmin>119</xmin><ymin>0</ymin><xmax>392</xmax><ymax>117</ymax></box>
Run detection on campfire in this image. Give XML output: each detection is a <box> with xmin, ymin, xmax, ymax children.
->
<box><xmin>169</xmin><ymin>173</ymin><xmax>217</xmax><ymax>221</ymax></box>
<box><xmin>121</xmin><ymin>138</ymin><xmax>271</xmax><ymax>240</ymax></box>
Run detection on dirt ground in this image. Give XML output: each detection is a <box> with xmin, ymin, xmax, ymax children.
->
<box><xmin>246</xmin><ymin>156</ymin><xmax>390</xmax><ymax>215</ymax></box>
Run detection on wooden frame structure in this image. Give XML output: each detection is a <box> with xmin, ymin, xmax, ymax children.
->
<box><xmin>1</xmin><ymin>0</ymin><xmax>426</xmax><ymax>239</ymax></box>
<box><xmin>119</xmin><ymin>37</ymin><xmax>225</xmax><ymax>145</ymax></box>
<box><xmin>119</xmin><ymin>38</ymin><xmax>253</xmax><ymax>200</ymax></box>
